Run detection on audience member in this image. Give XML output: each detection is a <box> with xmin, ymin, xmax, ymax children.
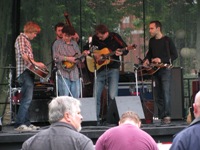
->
<box><xmin>170</xmin><ymin>91</ymin><xmax>200</xmax><ymax>150</ymax></box>
<box><xmin>22</xmin><ymin>96</ymin><xmax>94</xmax><ymax>150</ymax></box>
<box><xmin>95</xmin><ymin>111</ymin><xmax>159</xmax><ymax>150</ymax></box>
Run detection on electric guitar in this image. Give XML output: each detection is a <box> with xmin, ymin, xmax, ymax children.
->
<box><xmin>86</xmin><ymin>44</ymin><xmax>137</xmax><ymax>73</ymax></box>
<box><xmin>137</xmin><ymin>63</ymin><xmax>173</xmax><ymax>76</ymax></box>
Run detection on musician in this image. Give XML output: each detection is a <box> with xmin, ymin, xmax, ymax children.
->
<box><xmin>83</xmin><ymin>24</ymin><xmax>129</xmax><ymax>123</ymax></box>
<box><xmin>14</xmin><ymin>21</ymin><xmax>46</xmax><ymax>131</ymax></box>
<box><xmin>53</xmin><ymin>25</ymin><xmax>89</xmax><ymax>98</ymax></box>
<box><xmin>50</xmin><ymin>22</ymin><xmax>65</xmax><ymax>83</ymax></box>
<box><xmin>143</xmin><ymin>20</ymin><xmax>178</xmax><ymax>124</ymax></box>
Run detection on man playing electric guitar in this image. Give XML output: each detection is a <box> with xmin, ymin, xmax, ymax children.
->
<box><xmin>143</xmin><ymin>21</ymin><xmax>178</xmax><ymax>124</ymax></box>
<box><xmin>83</xmin><ymin>24</ymin><xmax>129</xmax><ymax>124</ymax></box>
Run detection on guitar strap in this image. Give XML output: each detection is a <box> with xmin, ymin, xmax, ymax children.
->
<box><xmin>112</xmin><ymin>33</ymin><xmax>126</xmax><ymax>48</ymax></box>
<box><xmin>164</xmin><ymin>36</ymin><xmax>172</xmax><ymax>65</ymax></box>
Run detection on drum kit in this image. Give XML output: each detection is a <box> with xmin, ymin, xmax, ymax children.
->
<box><xmin>0</xmin><ymin>65</ymin><xmax>21</xmax><ymax>123</ymax></box>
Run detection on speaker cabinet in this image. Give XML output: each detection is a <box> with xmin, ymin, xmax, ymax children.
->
<box><xmin>107</xmin><ymin>96</ymin><xmax>145</xmax><ymax>124</ymax></box>
<box><xmin>153</xmin><ymin>67</ymin><xmax>184</xmax><ymax>119</ymax></box>
<box><xmin>29</xmin><ymin>99</ymin><xmax>50</xmax><ymax>123</ymax></box>
<box><xmin>78</xmin><ymin>97</ymin><xmax>97</xmax><ymax>126</ymax></box>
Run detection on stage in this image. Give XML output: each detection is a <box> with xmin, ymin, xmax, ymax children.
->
<box><xmin>0</xmin><ymin>68</ymin><xmax>191</xmax><ymax>149</ymax></box>
<box><xmin>0</xmin><ymin>120</ymin><xmax>188</xmax><ymax>149</ymax></box>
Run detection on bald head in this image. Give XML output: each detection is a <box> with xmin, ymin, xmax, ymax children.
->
<box><xmin>195</xmin><ymin>91</ymin><xmax>200</xmax><ymax>105</ymax></box>
<box><xmin>193</xmin><ymin>91</ymin><xmax>200</xmax><ymax>118</ymax></box>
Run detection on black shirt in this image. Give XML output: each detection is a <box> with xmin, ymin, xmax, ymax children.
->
<box><xmin>83</xmin><ymin>32</ymin><xmax>128</xmax><ymax>70</ymax></box>
<box><xmin>145</xmin><ymin>36</ymin><xmax>178</xmax><ymax>64</ymax></box>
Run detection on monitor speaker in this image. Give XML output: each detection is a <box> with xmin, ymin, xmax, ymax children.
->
<box><xmin>107</xmin><ymin>96</ymin><xmax>145</xmax><ymax>124</ymax></box>
<box><xmin>29</xmin><ymin>99</ymin><xmax>51</xmax><ymax>123</ymax></box>
<box><xmin>78</xmin><ymin>97</ymin><xmax>97</xmax><ymax>126</ymax></box>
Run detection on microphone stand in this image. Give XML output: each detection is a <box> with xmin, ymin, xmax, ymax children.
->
<box><xmin>77</xmin><ymin>59</ymin><xmax>84</xmax><ymax>98</ymax></box>
<box><xmin>52</xmin><ymin>60</ymin><xmax>59</xmax><ymax>97</ymax></box>
<box><xmin>89</xmin><ymin>46</ymin><xmax>98</xmax><ymax>121</ymax></box>
<box><xmin>53</xmin><ymin>60</ymin><xmax>73</xmax><ymax>97</ymax></box>
<box><xmin>133</xmin><ymin>65</ymin><xmax>139</xmax><ymax>96</ymax></box>
<box><xmin>136</xmin><ymin>56</ymin><xmax>145</xmax><ymax>100</ymax></box>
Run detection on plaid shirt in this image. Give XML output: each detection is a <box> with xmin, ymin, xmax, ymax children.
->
<box><xmin>15</xmin><ymin>33</ymin><xmax>33</xmax><ymax>78</ymax></box>
<box><xmin>53</xmin><ymin>40</ymin><xmax>81</xmax><ymax>81</ymax></box>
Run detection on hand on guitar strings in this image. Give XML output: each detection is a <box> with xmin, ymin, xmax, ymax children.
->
<box><xmin>34</xmin><ymin>61</ymin><xmax>47</xmax><ymax>70</ymax></box>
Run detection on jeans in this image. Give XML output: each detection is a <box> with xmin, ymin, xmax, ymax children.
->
<box><xmin>153</xmin><ymin>68</ymin><xmax>171</xmax><ymax>119</ymax></box>
<box><xmin>15</xmin><ymin>70</ymin><xmax>34</xmax><ymax>127</ymax></box>
<box><xmin>57</xmin><ymin>75</ymin><xmax>80</xmax><ymax>98</ymax></box>
<box><xmin>94</xmin><ymin>68</ymin><xmax>119</xmax><ymax>120</ymax></box>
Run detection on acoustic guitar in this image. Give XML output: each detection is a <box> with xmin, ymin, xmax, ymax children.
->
<box><xmin>86</xmin><ymin>44</ymin><xmax>136</xmax><ymax>73</ymax></box>
<box><xmin>137</xmin><ymin>63</ymin><xmax>173</xmax><ymax>76</ymax></box>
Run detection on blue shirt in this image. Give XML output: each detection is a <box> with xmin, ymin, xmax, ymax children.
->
<box><xmin>170</xmin><ymin>117</ymin><xmax>200</xmax><ymax>150</ymax></box>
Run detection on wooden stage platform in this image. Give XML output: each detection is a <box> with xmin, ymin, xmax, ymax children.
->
<box><xmin>0</xmin><ymin>120</ymin><xmax>188</xmax><ymax>150</ymax></box>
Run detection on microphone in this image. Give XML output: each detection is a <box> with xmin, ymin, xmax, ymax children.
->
<box><xmin>88</xmin><ymin>36</ymin><xmax>92</xmax><ymax>48</ymax></box>
<box><xmin>136</xmin><ymin>56</ymin><xmax>143</xmax><ymax>64</ymax></box>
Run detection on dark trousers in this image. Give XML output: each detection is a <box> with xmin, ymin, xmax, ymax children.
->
<box><xmin>153</xmin><ymin>68</ymin><xmax>171</xmax><ymax>119</ymax></box>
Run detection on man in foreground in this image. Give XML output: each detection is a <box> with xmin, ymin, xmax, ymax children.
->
<box><xmin>95</xmin><ymin>111</ymin><xmax>158</xmax><ymax>150</ymax></box>
<box><xmin>22</xmin><ymin>96</ymin><xmax>94</xmax><ymax>150</ymax></box>
<box><xmin>170</xmin><ymin>91</ymin><xmax>200</xmax><ymax>150</ymax></box>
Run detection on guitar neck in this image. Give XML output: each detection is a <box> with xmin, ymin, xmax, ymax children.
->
<box><xmin>105</xmin><ymin>47</ymin><xmax>127</xmax><ymax>57</ymax></box>
<box><xmin>104</xmin><ymin>44</ymin><xmax>136</xmax><ymax>57</ymax></box>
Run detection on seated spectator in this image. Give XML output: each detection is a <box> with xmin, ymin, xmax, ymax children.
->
<box><xmin>95</xmin><ymin>111</ymin><xmax>158</xmax><ymax>150</ymax></box>
<box><xmin>22</xmin><ymin>96</ymin><xmax>94</xmax><ymax>150</ymax></box>
<box><xmin>170</xmin><ymin>91</ymin><xmax>200</xmax><ymax>150</ymax></box>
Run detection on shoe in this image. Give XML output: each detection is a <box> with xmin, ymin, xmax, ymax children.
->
<box><xmin>29</xmin><ymin>124</ymin><xmax>40</xmax><ymax>130</ymax></box>
<box><xmin>162</xmin><ymin>117</ymin><xmax>171</xmax><ymax>124</ymax></box>
<box><xmin>14</xmin><ymin>125</ymin><xmax>33</xmax><ymax>132</ymax></box>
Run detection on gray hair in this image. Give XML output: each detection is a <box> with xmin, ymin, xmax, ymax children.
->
<box><xmin>48</xmin><ymin>96</ymin><xmax>81</xmax><ymax>123</ymax></box>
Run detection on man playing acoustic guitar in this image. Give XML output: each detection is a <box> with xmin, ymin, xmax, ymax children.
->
<box><xmin>143</xmin><ymin>20</ymin><xmax>178</xmax><ymax>124</ymax></box>
<box><xmin>83</xmin><ymin>24</ymin><xmax>131</xmax><ymax>124</ymax></box>
<box><xmin>15</xmin><ymin>21</ymin><xmax>47</xmax><ymax>131</ymax></box>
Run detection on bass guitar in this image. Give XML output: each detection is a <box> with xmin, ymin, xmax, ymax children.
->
<box><xmin>86</xmin><ymin>44</ymin><xmax>137</xmax><ymax>73</ymax></box>
<box><xmin>137</xmin><ymin>63</ymin><xmax>173</xmax><ymax>76</ymax></box>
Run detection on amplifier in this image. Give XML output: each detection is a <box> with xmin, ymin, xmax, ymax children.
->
<box><xmin>33</xmin><ymin>82</ymin><xmax>55</xmax><ymax>99</ymax></box>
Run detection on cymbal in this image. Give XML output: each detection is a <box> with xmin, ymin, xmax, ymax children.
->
<box><xmin>0</xmin><ymin>66</ymin><xmax>16</xmax><ymax>69</ymax></box>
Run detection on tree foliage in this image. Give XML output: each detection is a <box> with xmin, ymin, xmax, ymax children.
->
<box><xmin>0</xmin><ymin>0</ymin><xmax>200</xmax><ymax>111</ymax></box>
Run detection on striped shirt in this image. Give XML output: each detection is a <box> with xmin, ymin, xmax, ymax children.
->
<box><xmin>53</xmin><ymin>40</ymin><xmax>81</xmax><ymax>81</ymax></box>
<box><xmin>15</xmin><ymin>33</ymin><xmax>33</xmax><ymax>78</ymax></box>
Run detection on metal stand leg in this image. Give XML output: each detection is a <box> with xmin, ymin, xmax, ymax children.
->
<box><xmin>55</xmin><ymin>69</ymin><xmax>73</xmax><ymax>97</ymax></box>
<box><xmin>133</xmin><ymin>66</ymin><xmax>139</xmax><ymax>96</ymax></box>
<box><xmin>8</xmin><ymin>67</ymin><xmax>13</xmax><ymax>124</ymax></box>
